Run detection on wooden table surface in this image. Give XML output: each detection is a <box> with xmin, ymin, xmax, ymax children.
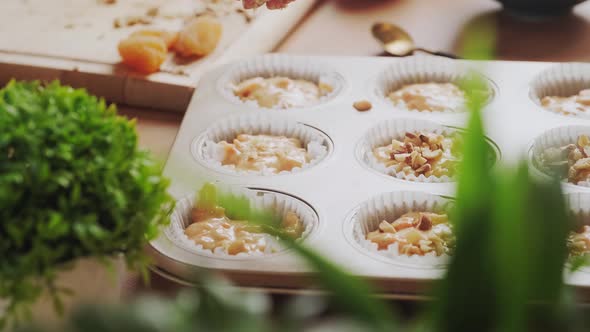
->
<box><xmin>117</xmin><ymin>0</ymin><xmax>590</xmax><ymax>294</ymax></box>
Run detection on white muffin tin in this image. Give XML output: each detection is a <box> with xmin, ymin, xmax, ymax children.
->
<box><xmin>148</xmin><ymin>55</ymin><xmax>590</xmax><ymax>299</ymax></box>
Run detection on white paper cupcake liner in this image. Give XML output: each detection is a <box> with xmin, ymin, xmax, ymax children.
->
<box><xmin>358</xmin><ymin>118</ymin><xmax>458</xmax><ymax>183</ymax></box>
<box><xmin>530</xmin><ymin>125</ymin><xmax>590</xmax><ymax>188</ymax></box>
<box><xmin>349</xmin><ymin>191</ymin><xmax>454</xmax><ymax>268</ymax></box>
<box><xmin>165</xmin><ymin>186</ymin><xmax>318</xmax><ymax>259</ymax></box>
<box><xmin>193</xmin><ymin>114</ymin><xmax>332</xmax><ymax>176</ymax></box>
<box><xmin>565</xmin><ymin>192</ymin><xmax>590</xmax><ymax>272</ymax></box>
<box><xmin>530</xmin><ymin>63</ymin><xmax>590</xmax><ymax>118</ymax></box>
<box><xmin>217</xmin><ymin>54</ymin><xmax>345</xmax><ymax>110</ymax></box>
<box><xmin>566</xmin><ymin>192</ymin><xmax>590</xmax><ymax>225</ymax></box>
<box><xmin>375</xmin><ymin>55</ymin><xmax>494</xmax><ymax>113</ymax></box>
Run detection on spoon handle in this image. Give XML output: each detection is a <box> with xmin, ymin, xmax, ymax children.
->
<box><xmin>415</xmin><ymin>48</ymin><xmax>461</xmax><ymax>59</ymax></box>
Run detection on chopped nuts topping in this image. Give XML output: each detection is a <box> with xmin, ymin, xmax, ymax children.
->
<box><xmin>233</xmin><ymin>77</ymin><xmax>332</xmax><ymax>109</ymax></box>
<box><xmin>388</xmin><ymin>83</ymin><xmax>466</xmax><ymax>113</ymax></box>
<box><xmin>568</xmin><ymin>225</ymin><xmax>590</xmax><ymax>257</ymax></box>
<box><xmin>415</xmin><ymin>163</ymin><xmax>432</xmax><ymax>175</ymax></box>
<box><xmin>366</xmin><ymin>212</ymin><xmax>454</xmax><ymax>256</ymax></box>
<box><xmin>186</xmin><ymin>205</ymin><xmax>304</xmax><ymax>255</ymax></box>
<box><xmin>541</xmin><ymin>134</ymin><xmax>590</xmax><ymax>184</ymax></box>
<box><xmin>373</xmin><ymin>131</ymin><xmax>461</xmax><ymax>178</ymax></box>
<box><xmin>219</xmin><ymin>134</ymin><xmax>310</xmax><ymax>174</ymax></box>
<box><xmin>542</xmin><ymin>89</ymin><xmax>590</xmax><ymax>116</ymax></box>
<box><xmin>417</xmin><ymin>214</ymin><xmax>432</xmax><ymax>231</ymax></box>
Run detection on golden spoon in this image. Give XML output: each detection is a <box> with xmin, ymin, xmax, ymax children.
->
<box><xmin>372</xmin><ymin>22</ymin><xmax>460</xmax><ymax>59</ymax></box>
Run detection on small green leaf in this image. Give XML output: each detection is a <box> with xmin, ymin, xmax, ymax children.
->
<box><xmin>196</xmin><ymin>182</ymin><xmax>218</xmax><ymax>210</ymax></box>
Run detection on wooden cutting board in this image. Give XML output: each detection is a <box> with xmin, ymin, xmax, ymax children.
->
<box><xmin>0</xmin><ymin>0</ymin><xmax>315</xmax><ymax>111</ymax></box>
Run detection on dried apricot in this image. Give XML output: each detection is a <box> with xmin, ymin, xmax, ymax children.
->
<box><xmin>130</xmin><ymin>29</ymin><xmax>178</xmax><ymax>49</ymax></box>
<box><xmin>173</xmin><ymin>16</ymin><xmax>222</xmax><ymax>57</ymax></box>
<box><xmin>118</xmin><ymin>36</ymin><xmax>167</xmax><ymax>74</ymax></box>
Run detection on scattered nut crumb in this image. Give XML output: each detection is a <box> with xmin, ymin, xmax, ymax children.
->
<box><xmin>353</xmin><ymin>100</ymin><xmax>372</xmax><ymax>112</ymax></box>
<box><xmin>64</xmin><ymin>23</ymin><xmax>75</xmax><ymax>29</ymax></box>
<box><xmin>113</xmin><ymin>16</ymin><xmax>152</xmax><ymax>29</ymax></box>
<box><xmin>160</xmin><ymin>67</ymin><xmax>191</xmax><ymax>77</ymax></box>
<box><xmin>146</xmin><ymin>7</ymin><xmax>159</xmax><ymax>17</ymax></box>
<box><xmin>236</xmin><ymin>8</ymin><xmax>254</xmax><ymax>23</ymax></box>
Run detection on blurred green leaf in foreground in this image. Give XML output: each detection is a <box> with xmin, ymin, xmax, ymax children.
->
<box><xmin>429</xmin><ymin>70</ymin><xmax>584</xmax><ymax>332</ymax></box>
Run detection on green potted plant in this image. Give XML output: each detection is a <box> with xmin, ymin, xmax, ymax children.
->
<box><xmin>0</xmin><ymin>81</ymin><xmax>174</xmax><ymax>328</ymax></box>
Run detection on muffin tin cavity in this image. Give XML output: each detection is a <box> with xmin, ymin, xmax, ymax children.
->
<box><xmin>356</xmin><ymin>118</ymin><xmax>500</xmax><ymax>183</ymax></box>
<box><xmin>165</xmin><ymin>187</ymin><xmax>319</xmax><ymax>260</ymax></box>
<box><xmin>217</xmin><ymin>54</ymin><xmax>345</xmax><ymax>110</ymax></box>
<box><xmin>375</xmin><ymin>56</ymin><xmax>495</xmax><ymax>113</ymax></box>
<box><xmin>192</xmin><ymin>114</ymin><xmax>333</xmax><ymax>176</ymax></box>
<box><xmin>530</xmin><ymin>63</ymin><xmax>590</xmax><ymax>118</ymax></box>
<box><xmin>346</xmin><ymin>191</ymin><xmax>454</xmax><ymax>268</ymax></box>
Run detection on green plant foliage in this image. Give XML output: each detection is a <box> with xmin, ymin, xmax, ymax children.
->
<box><xmin>429</xmin><ymin>73</ymin><xmax>583</xmax><ymax>332</ymax></box>
<box><xmin>0</xmin><ymin>81</ymin><xmax>174</xmax><ymax>326</ymax></box>
<box><xmin>430</xmin><ymin>75</ymin><xmax>498</xmax><ymax>332</ymax></box>
<box><xmin>494</xmin><ymin>165</ymin><xmax>572</xmax><ymax>332</ymax></box>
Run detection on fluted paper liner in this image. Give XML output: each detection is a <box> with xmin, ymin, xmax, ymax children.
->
<box><xmin>217</xmin><ymin>54</ymin><xmax>344</xmax><ymax>109</ymax></box>
<box><xmin>530</xmin><ymin>125</ymin><xmax>590</xmax><ymax>188</ymax></box>
<box><xmin>165</xmin><ymin>186</ymin><xmax>318</xmax><ymax>259</ymax></box>
<box><xmin>375</xmin><ymin>55</ymin><xmax>494</xmax><ymax>113</ymax></box>
<box><xmin>194</xmin><ymin>114</ymin><xmax>331</xmax><ymax>176</ymax></box>
<box><xmin>530</xmin><ymin>63</ymin><xmax>590</xmax><ymax>118</ymax></box>
<box><xmin>358</xmin><ymin>118</ymin><xmax>458</xmax><ymax>183</ymax></box>
<box><xmin>565</xmin><ymin>192</ymin><xmax>590</xmax><ymax>272</ymax></box>
<box><xmin>567</xmin><ymin>192</ymin><xmax>590</xmax><ymax>226</ymax></box>
<box><xmin>350</xmin><ymin>191</ymin><xmax>453</xmax><ymax>267</ymax></box>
